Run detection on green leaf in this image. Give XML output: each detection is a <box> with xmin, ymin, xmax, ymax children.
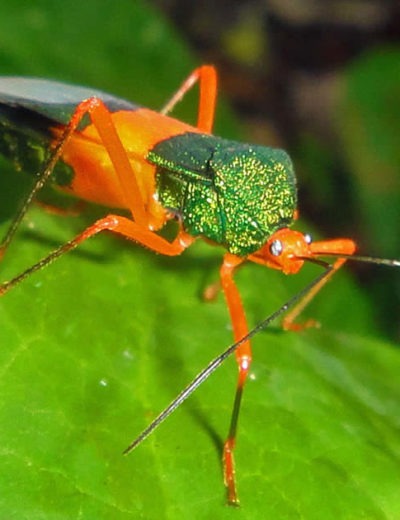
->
<box><xmin>0</xmin><ymin>1</ymin><xmax>400</xmax><ymax>519</ymax></box>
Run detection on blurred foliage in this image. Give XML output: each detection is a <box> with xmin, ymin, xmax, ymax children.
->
<box><xmin>339</xmin><ymin>46</ymin><xmax>400</xmax><ymax>257</ymax></box>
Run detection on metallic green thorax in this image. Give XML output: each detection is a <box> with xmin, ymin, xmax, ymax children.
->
<box><xmin>148</xmin><ymin>132</ymin><xmax>297</xmax><ymax>256</ymax></box>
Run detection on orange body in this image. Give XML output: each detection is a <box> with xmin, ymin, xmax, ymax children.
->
<box><xmin>58</xmin><ymin>108</ymin><xmax>201</xmax><ymax>211</ymax></box>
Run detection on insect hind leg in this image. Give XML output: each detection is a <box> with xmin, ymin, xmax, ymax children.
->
<box><xmin>161</xmin><ymin>65</ymin><xmax>217</xmax><ymax>133</ymax></box>
<box><xmin>0</xmin><ymin>215</ymin><xmax>194</xmax><ymax>296</ymax></box>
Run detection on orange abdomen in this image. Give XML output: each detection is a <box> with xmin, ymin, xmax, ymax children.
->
<box><xmin>58</xmin><ymin>108</ymin><xmax>201</xmax><ymax>209</ymax></box>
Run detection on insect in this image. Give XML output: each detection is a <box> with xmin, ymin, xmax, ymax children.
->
<box><xmin>0</xmin><ymin>66</ymin><xmax>398</xmax><ymax>505</ymax></box>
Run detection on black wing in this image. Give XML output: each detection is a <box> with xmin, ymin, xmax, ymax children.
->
<box><xmin>0</xmin><ymin>77</ymin><xmax>139</xmax><ymax>179</ymax></box>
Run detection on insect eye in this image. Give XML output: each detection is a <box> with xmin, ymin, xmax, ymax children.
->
<box><xmin>304</xmin><ymin>233</ymin><xmax>312</xmax><ymax>244</ymax></box>
<box><xmin>270</xmin><ymin>239</ymin><xmax>283</xmax><ymax>257</ymax></box>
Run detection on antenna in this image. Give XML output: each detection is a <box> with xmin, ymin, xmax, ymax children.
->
<box><xmin>123</xmin><ymin>264</ymin><xmax>334</xmax><ymax>455</ymax></box>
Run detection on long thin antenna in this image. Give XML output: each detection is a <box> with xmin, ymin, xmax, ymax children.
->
<box><xmin>316</xmin><ymin>252</ymin><xmax>400</xmax><ymax>268</ymax></box>
<box><xmin>123</xmin><ymin>264</ymin><xmax>334</xmax><ymax>455</ymax></box>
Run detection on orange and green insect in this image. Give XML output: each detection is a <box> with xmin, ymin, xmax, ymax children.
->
<box><xmin>0</xmin><ymin>65</ymin><xmax>398</xmax><ymax>505</ymax></box>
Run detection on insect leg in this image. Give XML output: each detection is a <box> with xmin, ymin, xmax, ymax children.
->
<box><xmin>69</xmin><ymin>98</ymin><xmax>149</xmax><ymax>227</ymax></box>
<box><xmin>219</xmin><ymin>253</ymin><xmax>250</xmax><ymax>506</ymax></box>
<box><xmin>0</xmin><ymin>96</ymin><xmax>150</xmax><ymax>262</ymax></box>
<box><xmin>0</xmin><ymin>216</ymin><xmax>194</xmax><ymax>295</ymax></box>
<box><xmin>283</xmin><ymin>238</ymin><xmax>356</xmax><ymax>330</ymax></box>
<box><xmin>161</xmin><ymin>65</ymin><xmax>217</xmax><ymax>133</ymax></box>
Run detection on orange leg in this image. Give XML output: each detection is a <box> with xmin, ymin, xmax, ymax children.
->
<box><xmin>203</xmin><ymin>279</ymin><xmax>221</xmax><ymax>301</ymax></box>
<box><xmin>1</xmin><ymin>68</ymin><xmax>217</xmax><ymax>263</ymax></box>
<box><xmin>1</xmin><ymin>90</ymin><xmax>196</xmax><ymax>290</ymax></box>
<box><xmin>0</xmin><ymin>97</ymin><xmax>197</xmax><ymax>288</ymax></box>
<box><xmin>0</xmin><ymin>96</ymin><xmax>151</xmax><ymax>262</ymax></box>
<box><xmin>219</xmin><ymin>253</ymin><xmax>251</xmax><ymax>506</ymax></box>
<box><xmin>0</xmin><ymin>215</ymin><xmax>194</xmax><ymax>296</ymax></box>
<box><xmin>283</xmin><ymin>238</ymin><xmax>356</xmax><ymax>330</ymax></box>
<box><xmin>282</xmin><ymin>258</ymin><xmax>346</xmax><ymax>330</ymax></box>
<box><xmin>161</xmin><ymin>65</ymin><xmax>217</xmax><ymax>133</ymax></box>
<box><xmin>66</xmin><ymin>98</ymin><xmax>149</xmax><ymax>227</ymax></box>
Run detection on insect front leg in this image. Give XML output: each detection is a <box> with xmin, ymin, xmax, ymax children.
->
<box><xmin>282</xmin><ymin>238</ymin><xmax>356</xmax><ymax>330</ymax></box>
<box><xmin>249</xmin><ymin>230</ymin><xmax>357</xmax><ymax>331</ymax></box>
<box><xmin>219</xmin><ymin>253</ymin><xmax>251</xmax><ymax>506</ymax></box>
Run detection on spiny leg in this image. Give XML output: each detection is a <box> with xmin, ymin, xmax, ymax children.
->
<box><xmin>219</xmin><ymin>253</ymin><xmax>250</xmax><ymax>506</ymax></box>
<box><xmin>0</xmin><ymin>215</ymin><xmax>194</xmax><ymax>296</ymax></box>
<box><xmin>161</xmin><ymin>65</ymin><xmax>217</xmax><ymax>133</ymax></box>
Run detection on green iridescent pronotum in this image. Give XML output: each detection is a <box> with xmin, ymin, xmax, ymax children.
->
<box><xmin>150</xmin><ymin>132</ymin><xmax>296</xmax><ymax>255</ymax></box>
